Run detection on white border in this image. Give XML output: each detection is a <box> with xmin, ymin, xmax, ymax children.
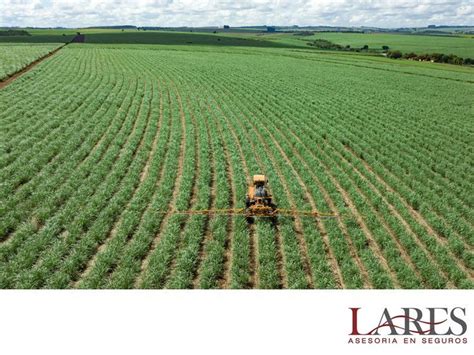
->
<box><xmin>0</xmin><ymin>290</ymin><xmax>472</xmax><ymax>355</ymax></box>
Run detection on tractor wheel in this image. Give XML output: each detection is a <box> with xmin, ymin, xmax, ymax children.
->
<box><xmin>245</xmin><ymin>198</ymin><xmax>251</xmax><ymax>209</ymax></box>
<box><xmin>270</xmin><ymin>215</ymin><xmax>278</xmax><ymax>227</ymax></box>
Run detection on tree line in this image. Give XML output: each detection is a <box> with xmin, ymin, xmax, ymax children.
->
<box><xmin>386</xmin><ymin>50</ymin><xmax>473</xmax><ymax>65</ymax></box>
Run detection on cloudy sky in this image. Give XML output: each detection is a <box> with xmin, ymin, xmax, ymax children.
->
<box><xmin>1</xmin><ymin>0</ymin><xmax>473</xmax><ymax>28</ymax></box>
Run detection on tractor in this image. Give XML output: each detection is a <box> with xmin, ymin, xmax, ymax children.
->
<box><xmin>154</xmin><ymin>173</ymin><xmax>337</xmax><ymax>222</ymax></box>
<box><xmin>245</xmin><ymin>175</ymin><xmax>277</xmax><ymax>222</ymax></box>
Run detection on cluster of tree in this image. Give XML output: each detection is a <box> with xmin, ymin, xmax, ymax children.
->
<box><xmin>293</xmin><ymin>31</ymin><xmax>315</xmax><ymax>36</ymax></box>
<box><xmin>307</xmin><ymin>39</ymin><xmax>379</xmax><ymax>52</ymax></box>
<box><xmin>307</xmin><ymin>39</ymin><xmax>345</xmax><ymax>50</ymax></box>
<box><xmin>387</xmin><ymin>50</ymin><xmax>474</xmax><ymax>65</ymax></box>
<box><xmin>307</xmin><ymin>38</ymin><xmax>473</xmax><ymax>66</ymax></box>
<box><xmin>0</xmin><ymin>29</ymin><xmax>31</xmax><ymax>36</ymax></box>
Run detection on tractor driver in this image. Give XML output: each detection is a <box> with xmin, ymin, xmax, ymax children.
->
<box><xmin>255</xmin><ymin>183</ymin><xmax>267</xmax><ymax>198</ymax></box>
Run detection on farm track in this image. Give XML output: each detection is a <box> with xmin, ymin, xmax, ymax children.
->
<box><xmin>0</xmin><ymin>45</ymin><xmax>66</xmax><ymax>90</ymax></box>
<box><xmin>1</xmin><ymin>46</ymin><xmax>472</xmax><ymax>289</ymax></box>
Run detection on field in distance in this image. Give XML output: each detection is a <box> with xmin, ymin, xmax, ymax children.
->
<box><xmin>262</xmin><ymin>31</ymin><xmax>474</xmax><ymax>58</ymax></box>
<box><xmin>2</xmin><ymin>27</ymin><xmax>474</xmax><ymax>58</ymax></box>
<box><xmin>0</xmin><ymin>32</ymin><xmax>473</xmax><ymax>289</ymax></box>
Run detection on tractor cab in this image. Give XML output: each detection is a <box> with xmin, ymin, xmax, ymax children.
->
<box><xmin>253</xmin><ymin>175</ymin><xmax>268</xmax><ymax>200</ymax></box>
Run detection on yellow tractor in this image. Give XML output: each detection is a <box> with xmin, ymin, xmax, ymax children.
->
<box><xmin>245</xmin><ymin>175</ymin><xmax>277</xmax><ymax>220</ymax></box>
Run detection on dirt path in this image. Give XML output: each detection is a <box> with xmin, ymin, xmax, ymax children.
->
<box><xmin>0</xmin><ymin>45</ymin><xmax>66</xmax><ymax>90</ymax></box>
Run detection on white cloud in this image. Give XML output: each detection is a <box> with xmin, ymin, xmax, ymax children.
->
<box><xmin>0</xmin><ymin>0</ymin><xmax>472</xmax><ymax>28</ymax></box>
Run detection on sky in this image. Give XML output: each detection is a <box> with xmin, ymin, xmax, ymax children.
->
<box><xmin>1</xmin><ymin>0</ymin><xmax>473</xmax><ymax>28</ymax></box>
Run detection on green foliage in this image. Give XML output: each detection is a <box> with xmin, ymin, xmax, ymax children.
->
<box><xmin>307</xmin><ymin>38</ymin><xmax>345</xmax><ymax>50</ymax></box>
<box><xmin>387</xmin><ymin>50</ymin><xmax>402</xmax><ymax>59</ymax></box>
<box><xmin>0</xmin><ymin>43</ymin><xmax>61</xmax><ymax>80</ymax></box>
<box><xmin>0</xmin><ymin>43</ymin><xmax>472</xmax><ymax>290</ymax></box>
<box><xmin>387</xmin><ymin>49</ymin><xmax>474</xmax><ymax>66</ymax></box>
